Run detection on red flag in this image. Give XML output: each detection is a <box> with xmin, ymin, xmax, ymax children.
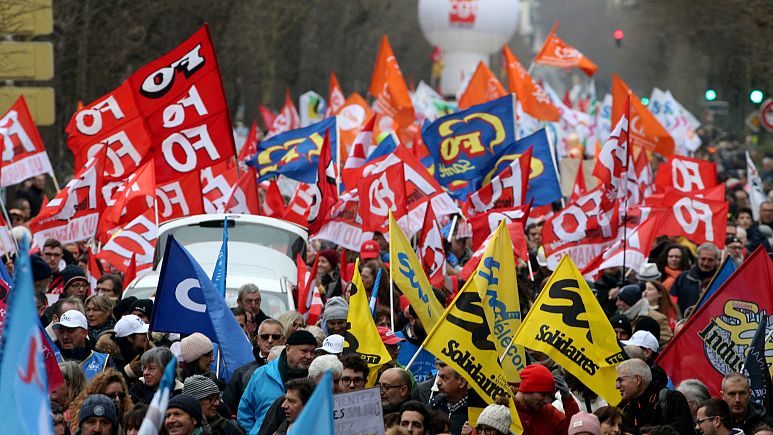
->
<box><xmin>458</xmin><ymin>62</ymin><xmax>507</xmax><ymax>110</ymax></box>
<box><xmin>502</xmin><ymin>46</ymin><xmax>560</xmax><ymax>122</ymax></box>
<box><xmin>267</xmin><ymin>89</ymin><xmax>301</xmax><ymax>138</ymax></box>
<box><xmin>657</xmin><ymin>191</ymin><xmax>728</xmax><ymax>248</ymax></box>
<box><xmin>534</xmin><ymin>21</ymin><xmax>598</xmax><ymax>76</ymax></box>
<box><xmin>97</xmin><ymin>159</ymin><xmax>156</xmax><ymax>244</ymax></box>
<box><xmin>262</xmin><ymin>179</ymin><xmax>286</xmax><ymax>219</ymax></box>
<box><xmin>593</xmin><ymin>95</ymin><xmax>631</xmax><ymax>209</ymax></box>
<box><xmin>123</xmin><ymin>253</ymin><xmax>138</xmax><ymax>290</ymax></box>
<box><xmin>156</xmin><ymin>171</ymin><xmax>205</xmax><ymax>222</ymax></box>
<box><xmin>259</xmin><ymin>105</ymin><xmax>276</xmax><ymax>131</ymax></box>
<box><xmin>369</xmin><ymin>35</ymin><xmax>415</xmax><ymax>129</ymax></box>
<box><xmin>460</xmin><ymin>221</ymin><xmax>528</xmax><ymax>281</ymax></box>
<box><xmin>325</xmin><ymin>71</ymin><xmax>346</xmax><ymax>117</ymax></box>
<box><xmin>468</xmin><ymin>203</ymin><xmax>530</xmax><ymax>250</ymax></box>
<box><xmin>464</xmin><ymin>146</ymin><xmax>532</xmax><ymax>217</ymax></box>
<box><xmin>96</xmin><ymin>208</ymin><xmax>156</xmax><ymax>274</ymax></box>
<box><xmin>570</xmin><ymin>161</ymin><xmax>587</xmax><ymax>203</ymax></box>
<box><xmin>28</xmin><ymin>148</ymin><xmax>107</xmax><ymax>246</ymax></box>
<box><xmin>341</xmin><ymin>115</ymin><xmax>377</xmax><ymax>189</ymax></box>
<box><xmin>0</xmin><ymin>95</ymin><xmax>54</xmax><ymax>186</ymax></box>
<box><xmin>221</xmin><ymin>167</ymin><xmax>260</xmax><ymax>214</ymax></box>
<box><xmin>296</xmin><ymin>254</ymin><xmax>323</xmax><ymax>325</ymax></box>
<box><xmin>283</xmin><ymin>182</ymin><xmax>315</xmax><ymax>226</ymax></box>
<box><xmin>41</xmin><ymin>328</ymin><xmax>64</xmax><ymax>392</ymax></box>
<box><xmin>238</xmin><ymin>119</ymin><xmax>259</xmax><ymax>162</ymax></box>
<box><xmin>654</xmin><ymin>155</ymin><xmax>717</xmax><ymax>193</ymax></box>
<box><xmin>597</xmin><ymin>212</ymin><xmax>663</xmax><ymax>273</ymax></box>
<box><xmin>200</xmin><ymin>160</ymin><xmax>239</xmax><ymax>213</ymax></box>
<box><xmin>307</xmin><ymin>130</ymin><xmax>338</xmax><ymax>235</ymax></box>
<box><xmin>417</xmin><ymin>204</ymin><xmax>446</xmax><ymax>288</ymax></box>
<box><xmin>87</xmin><ymin>246</ymin><xmax>102</xmax><ymax>294</ymax></box>
<box><xmin>612</xmin><ymin>74</ymin><xmax>674</xmax><ymax>156</ymax></box>
<box><xmin>656</xmin><ymin>248</ymin><xmax>773</xmax><ymax>396</ymax></box>
<box><xmin>358</xmin><ymin>162</ymin><xmax>407</xmax><ymax>233</ymax></box>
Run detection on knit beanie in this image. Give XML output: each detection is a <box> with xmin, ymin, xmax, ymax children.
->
<box><xmin>634</xmin><ymin>316</ymin><xmax>661</xmax><ymax>343</ymax></box>
<box><xmin>79</xmin><ymin>394</ymin><xmax>118</xmax><ymax>428</ymax></box>
<box><xmin>324</xmin><ymin>296</ymin><xmax>349</xmax><ymax>321</ymax></box>
<box><xmin>183</xmin><ymin>374</ymin><xmax>220</xmax><ymax>400</ymax></box>
<box><xmin>286</xmin><ymin>330</ymin><xmax>318</xmax><ymax>346</ymax></box>
<box><xmin>618</xmin><ymin>284</ymin><xmax>643</xmax><ymax>307</ymax></box>
<box><xmin>476</xmin><ymin>403</ymin><xmax>512</xmax><ymax>434</ymax></box>
<box><xmin>30</xmin><ymin>254</ymin><xmax>52</xmax><ymax>281</ymax></box>
<box><xmin>129</xmin><ymin>299</ymin><xmax>154</xmax><ymax>319</ymax></box>
<box><xmin>318</xmin><ymin>249</ymin><xmax>339</xmax><ymax>269</ymax></box>
<box><xmin>180</xmin><ymin>332</ymin><xmax>213</xmax><ymax>363</ymax></box>
<box><xmin>518</xmin><ymin>364</ymin><xmax>555</xmax><ymax>393</ymax></box>
<box><xmin>609</xmin><ymin>314</ymin><xmax>632</xmax><ymax>338</ymax></box>
<box><xmin>568</xmin><ymin>411</ymin><xmax>601</xmax><ymax>435</ymax></box>
<box><xmin>113</xmin><ymin>296</ymin><xmax>137</xmax><ymax>319</ymax></box>
<box><xmin>167</xmin><ymin>394</ymin><xmax>203</xmax><ymax>425</ymax></box>
<box><xmin>61</xmin><ymin>264</ymin><xmax>87</xmax><ymax>289</ymax></box>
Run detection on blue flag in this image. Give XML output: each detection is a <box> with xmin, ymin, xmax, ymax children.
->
<box><xmin>137</xmin><ymin>356</ymin><xmax>177</xmax><ymax>435</ymax></box>
<box><xmin>423</xmin><ymin>95</ymin><xmax>517</xmax><ymax>200</ymax></box>
<box><xmin>212</xmin><ymin>217</ymin><xmax>229</xmax><ymax>298</ymax></box>
<box><xmin>695</xmin><ymin>256</ymin><xmax>737</xmax><ymax>312</ymax></box>
<box><xmin>0</xmin><ymin>238</ymin><xmax>54</xmax><ymax>434</ymax></box>
<box><xmin>251</xmin><ymin>117</ymin><xmax>338</xmax><ymax>183</ymax></box>
<box><xmin>0</xmin><ymin>259</ymin><xmax>14</xmax><ymax>288</ymax></box>
<box><xmin>288</xmin><ymin>370</ymin><xmax>334</xmax><ymax>435</ymax></box>
<box><xmin>495</xmin><ymin>128</ymin><xmax>562</xmax><ymax>206</ymax></box>
<box><xmin>369</xmin><ymin>267</ymin><xmax>382</xmax><ymax>320</ymax></box>
<box><xmin>743</xmin><ymin>314</ymin><xmax>771</xmax><ymax>407</ymax></box>
<box><xmin>150</xmin><ymin>236</ymin><xmax>253</xmax><ymax>378</ymax></box>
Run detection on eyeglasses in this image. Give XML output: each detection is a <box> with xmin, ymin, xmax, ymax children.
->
<box><xmin>615</xmin><ymin>375</ymin><xmax>635</xmax><ymax>385</ymax></box>
<box><xmin>204</xmin><ymin>394</ymin><xmax>221</xmax><ymax>404</ymax></box>
<box><xmin>68</xmin><ymin>282</ymin><xmax>89</xmax><ymax>290</ymax></box>
<box><xmin>259</xmin><ymin>333</ymin><xmax>282</xmax><ymax>341</ymax></box>
<box><xmin>106</xmin><ymin>391</ymin><xmax>126</xmax><ymax>400</ymax></box>
<box><xmin>696</xmin><ymin>416</ymin><xmax>718</xmax><ymax>424</ymax></box>
<box><xmin>476</xmin><ymin>425</ymin><xmax>499</xmax><ymax>434</ymax></box>
<box><xmin>379</xmin><ymin>383</ymin><xmax>405</xmax><ymax>392</ymax></box>
<box><xmin>339</xmin><ymin>376</ymin><xmax>365</xmax><ymax>386</ymax></box>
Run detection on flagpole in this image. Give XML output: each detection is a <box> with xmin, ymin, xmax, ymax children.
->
<box><xmin>621</xmin><ymin>97</ymin><xmax>632</xmax><ymax>280</ymax></box>
<box><xmin>446</xmin><ymin>215</ymin><xmax>457</xmax><ymax>243</ymax></box>
<box><xmin>389</xmin><ymin>267</ymin><xmax>395</xmax><ymax>332</ymax></box>
<box><xmin>49</xmin><ymin>170</ymin><xmax>61</xmax><ymax>192</ymax></box>
<box><xmin>0</xmin><ymin>198</ymin><xmax>18</xmax><ymax>253</ymax></box>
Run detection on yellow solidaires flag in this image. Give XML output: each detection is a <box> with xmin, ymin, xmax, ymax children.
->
<box><xmin>421</xmin><ymin>277</ymin><xmax>523</xmax><ymax>433</ymax></box>
<box><xmin>512</xmin><ymin>255</ymin><xmax>625</xmax><ymax>405</ymax></box>
<box><xmin>343</xmin><ymin>258</ymin><xmax>392</xmax><ymax>386</ymax></box>
<box><xmin>472</xmin><ymin>220</ymin><xmax>526</xmax><ymax>383</ymax></box>
<box><xmin>388</xmin><ymin>211</ymin><xmax>445</xmax><ymax>331</ymax></box>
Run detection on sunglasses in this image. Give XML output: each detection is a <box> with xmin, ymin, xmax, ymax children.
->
<box><xmin>259</xmin><ymin>333</ymin><xmax>282</xmax><ymax>341</ymax></box>
<box><xmin>106</xmin><ymin>391</ymin><xmax>126</xmax><ymax>400</ymax></box>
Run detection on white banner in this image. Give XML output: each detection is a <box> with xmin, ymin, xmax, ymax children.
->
<box><xmin>333</xmin><ymin>387</ymin><xmax>384</xmax><ymax>435</ymax></box>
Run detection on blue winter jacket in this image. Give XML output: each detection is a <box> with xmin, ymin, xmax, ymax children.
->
<box><xmin>237</xmin><ymin>357</ymin><xmax>284</xmax><ymax>434</ymax></box>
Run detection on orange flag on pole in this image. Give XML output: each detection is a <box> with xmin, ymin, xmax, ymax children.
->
<box><xmin>612</xmin><ymin>74</ymin><xmax>675</xmax><ymax>156</ymax></box>
<box><xmin>503</xmin><ymin>45</ymin><xmax>560</xmax><ymax>122</ymax></box>
<box><xmin>325</xmin><ymin>71</ymin><xmax>346</xmax><ymax>117</ymax></box>
<box><xmin>457</xmin><ymin>62</ymin><xmax>507</xmax><ymax>110</ymax></box>
<box><xmin>534</xmin><ymin>21</ymin><xmax>598</xmax><ymax>76</ymax></box>
<box><xmin>369</xmin><ymin>35</ymin><xmax>415</xmax><ymax>129</ymax></box>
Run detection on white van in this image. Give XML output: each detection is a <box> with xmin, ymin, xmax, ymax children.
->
<box><xmin>123</xmin><ymin>214</ymin><xmax>307</xmax><ymax>317</ymax></box>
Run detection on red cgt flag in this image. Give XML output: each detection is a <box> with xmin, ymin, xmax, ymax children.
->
<box><xmin>457</xmin><ymin>61</ymin><xmax>507</xmax><ymax>110</ymax></box>
<box><xmin>358</xmin><ymin>161</ymin><xmax>407</xmax><ymax>233</ymax></box>
<box><xmin>464</xmin><ymin>146</ymin><xmax>532</xmax><ymax>217</ymax></box>
<box><xmin>593</xmin><ymin>95</ymin><xmax>631</xmax><ymax>209</ymax></box>
<box><xmin>0</xmin><ymin>95</ymin><xmax>54</xmax><ymax>186</ymax></box>
<box><xmin>417</xmin><ymin>203</ymin><xmax>446</xmax><ymax>288</ymax></box>
<box><xmin>502</xmin><ymin>46</ymin><xmax>560</xmax><ymax>122</ymax></box>
<box><xmin>656</xmin><ymin>247</ymin><xmax>773</xmax><ymax>396</ymax></box>
<box><xmin>296</xmin><ymin>254</ymin><xmax>323</xmax><ymax>326</ymax></box>
<box><xmin>97</xmin><ymin>159</ymin><xmax>156</xmax><ymax>244</ymax></box>
<box><xmin>468</xmin><ymin>203</ymin><xmax>530</xmax><ymax>251</ymax></box>
<box><xmin>267</xmin><ymin>89</ymin><xmax>301</xmax><ymax>138</ymax></box>
<box><xmin>570</xmin><ymin>161</ymin><xmax>588</xmax><ymax>203</ymax></box>
<box><xmin>325</xmin><ymin>71</ymin><xmax>346</xmax><ymax>117</ymax></box>
<box><xmin>307</xmin><ymin>130</ymin><xmax>338</xmax><ymax>235</ymax></box>
<box><xmin>96</xmin><ymin>208</ymin><xmax>156</xmax><ymax>275</ymax></box>
<box><xmin>534</xmin><ymin>21</ymin><xmax>598</xmax><ymax>76</ymax></box>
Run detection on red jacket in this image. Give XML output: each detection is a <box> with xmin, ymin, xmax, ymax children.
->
<box><xmin>516</xmin><ymin>396</ymin><xmax>580</xmax><ymax>435</ymax></box>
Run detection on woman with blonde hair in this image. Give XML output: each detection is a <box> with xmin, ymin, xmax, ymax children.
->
<box><xmin>85</xmin><ymin>294</ymin><xmax>116</xmax><ymax>343</ymax></box>
<box><xmin>51</xmin><ymin>361</ymin><xmax>86</xmax><ymax>430</ymax></box>
<box><xmin>68</xmin><ymin>368</ymin><xmax>132</xmax><ymax>433</ymax></box>
<box><xmin>277</xmin><ymin>310</ymin><xmax>305</xmax><ymax>337</ymax></box>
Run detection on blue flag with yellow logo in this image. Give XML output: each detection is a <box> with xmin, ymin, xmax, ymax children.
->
<box><xmin>250</xmin><ymin>117</ymin><xmax>338</xmax><ymax>183</ymax></box>
<box><xmin>495</xmin><ymin>128</ymin><xmax>562</xmax><ymax>206</ymax></box>
<box><xmin>422</xmin><ymin>95</ymin><xmax>517</xmax><ymax>199</ymax></box>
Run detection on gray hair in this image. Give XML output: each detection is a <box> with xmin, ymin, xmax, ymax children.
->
<box><xmin>258</xmin><ymin>318</ymin><xmax>283</xmax><ymax>334</ymax></box>
<box><xmin>617</xmin><ymin>359</ymin><xmax>652</xmax><ymax>386</ymax></box>
<box><xmin>677</xmin><ymin>379</ymin><xmax>711</xmax><ymax>403</ymax></box>
<box><xmin>697</xmin><ymin>242</ymin><xmax>721</xmax><ymax>258</ymax></box>
<box><xmin>623</xmin><ymin>345</ymin><xmax>645</xmax><ymax>361</ymax></box>
<box><xmin>59</xmin><ymin>361</ymin><xmax>86</xmax><ymax>405</ymax></box>
<box><xmin>722</xmin><ymin>371</ymin><xmax>750</xmax><ymax>392</ymax></box>
<box><xmin>308</xmin><ymin>355</ymin><xmax>344</xmax><ymax>380</ymax></box>
<box><xmin>141</xmin><ymin>346</ymin><xmax>174</xmax><ymax>370</ymax></box>
<box><xmin>237</xmin><ymin>283</ymin><xmax>260</xmax><ymax>301</ymax></box>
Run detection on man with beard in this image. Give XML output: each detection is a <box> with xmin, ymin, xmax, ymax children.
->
<box><xmin>237</xmin><ymin>330</ymin><xmax>316</xmax><ymax>434</ymax></box>
<box><xmin>395</xmin><ymin>305</ymin><xmax>436</xmax><ymax>383</ymax></box>
<box><xmin>670</xmin><ymin>243</ymin><xmax>720</xmax><ymax>314</ymax></box>
<box><xmin>379</xmin><ymin>368</ymin><xmax>412</xmax><ymax>421</ymax></box>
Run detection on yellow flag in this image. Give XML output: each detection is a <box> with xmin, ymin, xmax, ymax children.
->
<box><xmin>421</xmin><ymin>278</ymin><xmax>523</xmax><ymax>433</ymax></box>
<box><xmin>472</xmin><ymin>220</ymin><xmax>526</xmax><ymax>383</ymax></box>
<box><xmin>512</xmin><ymin>255</ymin><xmax>625</xmax><ymax>405</ymax></box>
<box><xmin>388</xmin><ymin>211</ymin><xmax>445</xmax><ymax>331</ymax></box>
<box><xmin>343</xmin><ymin>258</ymin><xmax>392</xmax><ymax>386</ymax></box>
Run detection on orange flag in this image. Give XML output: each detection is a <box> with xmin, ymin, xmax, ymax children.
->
<box><xmin>612</xmin><ymin>74</ymin><xmax>675</xmax><ymax>156</ymax></box>
<box><xmin>369</xmin><ymin>35</ymin><xmax>415</xmax><ymax>128</ymax></box>
<box><xmin>337</xmin><ymin>92</ymin><xmax>373</xmax><ymax>154</ymax></box>
<box><xmin>503</xmin><ymin>46</ymin><xmax>560</xmax><ymax>122</ymax></box>
<box><xmin>534</xmin><ymin>21</ymin><xmax>598</xmax><ymax>76</ymax></box>
<box><xmin>458</xmin><ymin>62</ymin><xmax>507</xmax><ymax>110</ymax></box>
<box><xmin>325</xmin><ymin>71</ymin><xmax>346</xmax><ymax>117</ymax></box>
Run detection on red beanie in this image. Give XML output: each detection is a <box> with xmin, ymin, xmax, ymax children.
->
<box><xmin>518</xmin><ymin>364</ymin><xmax>555</xmax><ymax>393</ymax></box>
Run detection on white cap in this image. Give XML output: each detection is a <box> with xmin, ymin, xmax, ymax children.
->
<box><xmin>114</xmin><ymin>315</ymin><xmax>149</xmax><ymax>338</ymax></box>
<box><xmin>621</xmin><ymin>330</ymin><xmax>659</xmax><ymax>352</ymax></box>
<box><xmin>53</xmin><ymin>310</ymin><xmax>87</xmax><ymax>330</ymax></box>
<box><xmin>316</xmin><ymin>334</ymin><xmax>344</xmax><ymax>354</ymax></box>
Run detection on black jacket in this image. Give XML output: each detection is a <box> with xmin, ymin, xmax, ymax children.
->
<box><xmin>735</xmin><ymin>401</ymin><xmax>773</xmax><ymax>434</ymax></box>
<box><xmin>429</xmin><ymin>394</ymin><xmax>467</xmax><ymax>435</ymax></box>
<box><xmin>670</xmin><ymin>266</ymin><xmax>706</xmax><ymax>314</ymax></box>
<box><xmin>222</xmin><ymin>356</ymin><xmax>264</xmax><ymax>417</ymax></box>
<box><xmin>621</xmin><ymin>380</ymin><xmax>694</xmax><ymax>435</ymax></box>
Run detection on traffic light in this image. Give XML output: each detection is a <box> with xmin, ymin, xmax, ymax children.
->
<box><xmin>613</xmin><ymin>29</ymin><xmax>624</xmax><ymax>48</ymax></box>
<box><xmin>640</xmin><ymin>97</ymin><xmax>649</xmax><ymax>106</ymax></box>
<box><xmin>705</xmin><ymin>89</ymin><xmax>717</xmax><ymax>101</ymax></box>
<box><xmin>750</xmin><ymin>89</ymin><xmax>764</xmax><ymax>104</ymax></box>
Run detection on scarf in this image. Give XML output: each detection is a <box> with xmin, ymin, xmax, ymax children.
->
<box><xmin>277</xmin><ymin>349</ymin><xmax>308</xmax><ymax>384</ymax></box>
<box><xmin>622</xmin><ymin>298</ymin><xmax>650</xmax><ymax>321</ymax></box>
<box><xmin>446</xmin><ymin>393</ymin><xmax>469</xmax><ymax>414</ymax></box>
